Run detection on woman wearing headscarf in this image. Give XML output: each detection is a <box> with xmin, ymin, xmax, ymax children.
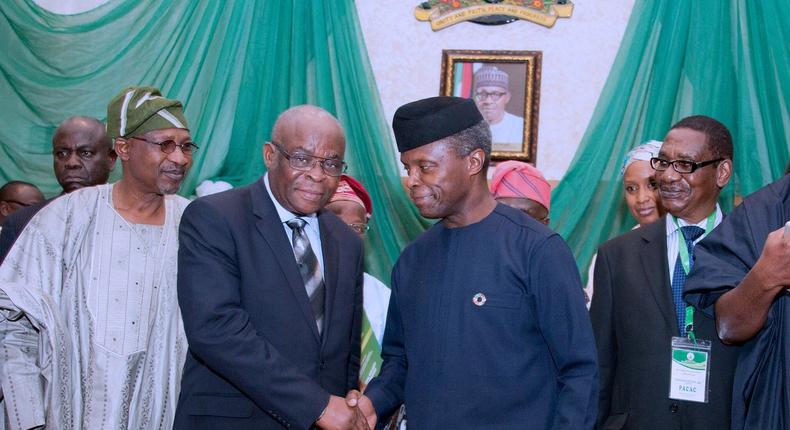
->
<box><xmin>584</xmin><ymin>140</ymin><xmax>666</xmax><ymax>307</ymax></box>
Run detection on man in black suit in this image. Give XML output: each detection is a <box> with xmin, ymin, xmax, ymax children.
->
<box><xmin>0</xmin><ymin>116</ymin><xmax>116</xmax><ymax>262</ymax></box>
<box><xmin>174</xmin><ymin>105</ymin><xmax>367</xmax><ymax>430</ymax></box>
<box><xmin>590</xmin><ymin>115</ymin><xmax>739</xmax><ymax>429</ymax></box>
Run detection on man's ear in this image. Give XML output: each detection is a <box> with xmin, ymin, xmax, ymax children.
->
<box><xmin>263</xmin><ymin>142</ymin><xmax>276</xmax><ymax>170</ymax></box>
<box><xmin>467</xmin><ymin>148</ymin><xmax>486</xmax><ymax>177</ymax></box>
<box><xmin>716</xmin><ymin>158</ymin><xmax>733</xmax><ymax>189</ymax></box>
<box><xmin>114</xmin><ymin>138</ymin><xmax>130</xmax><ymax>162</ymax></box>
<box><xmin>0</xmin><ymin>201</ymin><xmax>11</xmax><ymax>217</ymax></box>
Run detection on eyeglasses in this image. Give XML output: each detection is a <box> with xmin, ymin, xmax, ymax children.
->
<box><xmin>650</xmin><ymin>157</ymin><xmax>723</xmax><ymax>174</ymax></box>
<box><xmin>129</xmin><ymin>136</ymin><xmax>198</xmax><ymax>155</ymax></box>
<box><xmin>348</xmin><ymin>223</ymin><xmax>369</xmax><ymax>234</ymax></box>
<box><xmin>270</xmin><ymin>141</ymin><xmax>347</xmax><ymax>177</ymax></box>
<box><xmin>2</xmin><ymin>199</ymin><xmax>34</xmax><ymax>207</ymax></box>
<box><xmin>474</xmin><ymin>91</ymin><xmax>507</xmax><ymax>102</ymax></box>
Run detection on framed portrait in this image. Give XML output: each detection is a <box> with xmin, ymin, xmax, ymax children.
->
<box><xmin>440</xmin><ymin>49</ymin><xmax>542</xmax><ymax>162</ymax></box>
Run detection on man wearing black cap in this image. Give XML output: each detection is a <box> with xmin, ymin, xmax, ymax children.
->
<box><xmin>350</xmin><ymin>96</ymin><xmax>598</xmax><ymax>429</ymax></box>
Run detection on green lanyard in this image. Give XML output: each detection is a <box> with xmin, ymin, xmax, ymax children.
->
<box><xmin>674</xmin><ymin>211</ymin><xmax>716</xmax><ymax>342</ymax></box>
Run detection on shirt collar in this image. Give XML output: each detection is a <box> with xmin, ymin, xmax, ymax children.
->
<box><xmin>665</xmin><ymin>204</ymin><xmax>723</xmax><ymax>238</ymax></box>
<box><xmin>263</xmin><ymin>173</ymin><xmax>320</xmax><ymax>231</ymax></box>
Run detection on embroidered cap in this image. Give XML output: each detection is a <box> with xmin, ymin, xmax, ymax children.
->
<box><xmin>106</xmin><ymin>86</ymin><xmax>189</xmax><ymax>139</ymax></box>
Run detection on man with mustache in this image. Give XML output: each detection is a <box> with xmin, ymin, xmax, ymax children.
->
<box><xmin>351</xmin><ymin>96</ymin><xmax>597</xmax><ymax>429</ymax></box>
<box><xmin>590</xmin><ymin>115</ymin><xmax>740</xmax><ymax>429</ymax></box>
<box><xmin>0</xmin><ymin>116</ymin><xmax>116</xmax><ymax>262</ymax></box>
<box><xmin>174</xmin><ymin>105</ymin><xmax>367</xmax><ymax>430</ymax></box>
<box><xmin>0</xmin><ymin>86</ymin><xmax>194</xmax><ymax>429</ymax></box>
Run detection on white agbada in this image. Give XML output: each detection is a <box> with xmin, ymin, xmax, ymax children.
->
<box><xmin>0</xmin><ymin>183</ymin><xmax>189</xmax><ymax>430</ymax></box>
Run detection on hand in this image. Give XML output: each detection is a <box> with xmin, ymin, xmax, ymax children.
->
<box><xmin>346</xmin><ymin>390</ymin><xmax>377</xmax><ymax>429</ymax></box>
<box><xmin>315</xmin><ymin>395</ymin><xmax>369</xmax><ymax>430</ymax></box>
<box><xmin>753</xmin><ymin>226</ymin><xmax>790</xmax><ymax>292</ymax></box>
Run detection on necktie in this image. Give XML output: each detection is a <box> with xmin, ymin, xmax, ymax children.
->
<box><xmin>671</xmin><ymin>225</ymin><xmax>705</xmax><ymax>336</ymax></box>
<box><xmin>286</xmin><ymin>218</ymin><xmax>325</xmax><ymax>335</ymax></box>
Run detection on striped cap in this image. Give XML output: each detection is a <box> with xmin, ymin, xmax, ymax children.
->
<box><xmin>106</xmin><ymin>86</ymin><xmax>188</xmax><ymax>139</ymax></box>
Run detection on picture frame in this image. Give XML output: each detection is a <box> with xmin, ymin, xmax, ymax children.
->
<box><xmin>440</xmin><ymin>49</ymin><xmax>542</xmax><ymax>162</ymax></box>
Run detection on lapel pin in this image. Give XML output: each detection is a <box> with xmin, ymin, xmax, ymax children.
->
<box><xmin>472</xmin><ymin>293</ymin><xmax>487</xmax><ymax>306</ymax></box>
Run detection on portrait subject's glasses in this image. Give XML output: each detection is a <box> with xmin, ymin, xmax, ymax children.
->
<box><xmin>348</xmin><ymin>223</ymin><xmax>369</xmax><ymax>234</ymax></box>
<box><xmin>650</xmin><ymin>157</ymin><xmax>723</xmax><ymax>174</ymax></box>
<box><xmin>269</xmin><ymin>141</ymin><xmax>347</xmax><ymax>177</ymax></box>
<box><xmin>129</xmin><ymin>136</ymin><xmax>198</xmax><ymax>155</ymax></box>
<box><xmin>474</xmin><ymin>91</ymin><xmax>508</xmax><ymax>102</ymax></box>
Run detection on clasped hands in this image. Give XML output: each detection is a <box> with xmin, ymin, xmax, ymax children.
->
<box><xmin>315</xmin><ymin>390</ymin><xmax>377</xmax><ymax>430</ymax></box>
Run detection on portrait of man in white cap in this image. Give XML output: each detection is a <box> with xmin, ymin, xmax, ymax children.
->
<box><xmin>473</xmin><ymin>64</ymin><xmax>525</xmax><ymax>152</ymax></box>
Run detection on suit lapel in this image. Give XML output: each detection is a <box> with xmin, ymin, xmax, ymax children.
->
<box><xmin>318</xmin><ymin>211</ymin><xmax>340</xmax><ymax>348</ymax></box>
<box><xmin>251</xmin><ymin>179</ymin><xmax>321</xmax><ymax>343</ymax></box>
<box><xmin>639</xmin><ymin>217</ymin><xmax>678</xmax><ymax>334</ymax></box>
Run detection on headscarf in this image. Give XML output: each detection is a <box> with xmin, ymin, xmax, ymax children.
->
<box><xmin>329</xmin><ymin>175</ymin><xmax>372</xmax><ymax>219</ymax></box>
<box><xmin>489</xmin><ymin>160</ymin><xmax>551</xmax><ymax>210</ymax></box>
<box><xmin>620</xmin><ymin>140</ymin><xmax>662</xmax><ymax>176</ymax></box>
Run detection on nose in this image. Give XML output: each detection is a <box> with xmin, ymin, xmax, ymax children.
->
<box><xmin>636</xmin><ymin>187</ymin><xmax>651</xmax><ymax>204</ymax></box>
<box><xmin>65</xmin><ymin>152</ymin><xmax>82</xmax><ymax>169</ymax></box>
<box><xmin>658</xmin><ymin>166</ymin><xmax>680</xmax><ymax>185</ymax></box>
<box><xmin>304</xmin><ymin>160</ymin><xmax>327</xmax><ymax>182</ymax></box>
<box><xmin>405</xmin><ymin>167</ymin><xmax>421</xmax><ymax>189</ymax></box>
<box><xmin>167</xmin><ymin>147</ymin><xmax>190</xmax><ymax>166</ymax></box>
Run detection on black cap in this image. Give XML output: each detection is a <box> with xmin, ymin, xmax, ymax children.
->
<box><xmin>392</xmin><ymin>96</ymin><xmax>484</xmax><ymax>152</ymax></box>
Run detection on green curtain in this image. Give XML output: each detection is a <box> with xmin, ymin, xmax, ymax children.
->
<box><xmin>0</xmin><ymin>0</ymin><xmax>430</xmax><ymax>284</ymax></box>
<box><xmin>550</xmin><ymin>0</ymin><xmax>790</xmax><ymax>282</ymax></box>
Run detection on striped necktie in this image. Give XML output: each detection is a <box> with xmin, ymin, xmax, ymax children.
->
<box><xmin>286</xmin><ymin>218</ymin><xmax>325</xmax><ymax>335</ymax></box>
<box><xmin>671</xmin><ymin>225</ymin><xmax>705</xmax><ymax>336</ymax></box>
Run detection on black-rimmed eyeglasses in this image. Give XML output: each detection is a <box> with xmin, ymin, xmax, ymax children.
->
<box><xmin>269</xmin><ymin>141</ymin><xmax>347</xmax><ymax>177</ymax></box>
<box><xmin>650</xmin><ymin>157</ymin><xmax>723</xmax><ymax>174</ymax></box>
<box><xmin>129</xmin><ymin>136</ymin><xmax>198</xmax><ymax>155</ymax></box>
<box><xmin>2</xmin><ymin>199</ymin><xmax>35</xmax><ymax>207</ymax></box>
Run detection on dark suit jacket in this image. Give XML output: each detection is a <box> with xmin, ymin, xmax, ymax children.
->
<box><xmin>0</xmin><ymin>198</ymin><xmax>53</xmax><ymax>263</ymax></box>
<box><xmin>174</xmin><ymin>179</ymin><xmax>364</xmax><ymax>430</ymax></box>
<box><xmin>589</xmin><ymin>217</ymin><xmax>738</xmax><ymax>430</ymax></box>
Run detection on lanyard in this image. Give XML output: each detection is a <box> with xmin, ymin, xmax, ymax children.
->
<box><xmin>674</xmin><ymin>211</ymin><xmax>716</xmax><ymax>342</ymax></box>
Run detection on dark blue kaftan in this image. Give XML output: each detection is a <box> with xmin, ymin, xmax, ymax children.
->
<box><xmin>365</xmin><ymin>204</ymin><xmax>597</xmax><ymax>429</ymax></box>
<box><xmin>685</xmin><ymin>174</ymin><xmax>790</xmax><ymax>430</ymax></box>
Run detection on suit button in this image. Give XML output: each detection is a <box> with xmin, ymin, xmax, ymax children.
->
<box><xmin>319</xmin><ymin>360</ymin><xmax>326</xmax><ymax>369</ymax></box>
<box><xmin>670</xmin><ymin>403</ymin><xmax>679</xmax><ymax>413</ymax></box>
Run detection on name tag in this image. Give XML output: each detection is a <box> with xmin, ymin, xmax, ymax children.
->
<box><xmin>669</xmin><ymin>336</ymin><xmax>711</xmax><ymax>403</ymax></box>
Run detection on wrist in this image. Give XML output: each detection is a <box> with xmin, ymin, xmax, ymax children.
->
<box><xmin>751</xmin><ymin>259</ymin><xmax>783</xmax><ymax>292</ymax></box>
<box><xmin>315</xmin><ymin>404</ymin><xmax>328</xmax><ymax>424</ymax></box>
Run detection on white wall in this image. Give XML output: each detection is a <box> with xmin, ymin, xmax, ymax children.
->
<box><xmin>356</xmin><ymin>0</ymin><xmax>635</xmax><ymax>180</ymax></box>
<box><xmin>33</xmin><ymin>0</ymin><xmax>635</xmax><ymax>180</ymax></box>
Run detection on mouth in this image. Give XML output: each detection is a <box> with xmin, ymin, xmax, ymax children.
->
<box><xmin>410</xmin><ymin>192</ymin><xmax>434</xmax><ymax>206</ymax></box>
<box><xmin>62</xmin><ymin>176</ymin><xmax>87</xmax><ymax>184</ymax></box>
<box><xmin>636</xmin><ymin>206</ymin><xmax>656</xmax><ymax>217</ymax></box>
<box><xmin>659</xmin><ymin>186</ymin><xmax>686</xmax><ymax>200</ymax></box>
<box><xmin>162</xmin><ymin>170</ymin><xmax>185</xmax><ymax>181</ymax></box>
<box><xmin>296</xmin><ymin>188</ymin><xmax>324</xmax><ymax>202</ymax></box>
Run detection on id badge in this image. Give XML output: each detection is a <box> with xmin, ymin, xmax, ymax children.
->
<box><xmin>669</xmin><ymin>336</ymin><xmax>711</xmax><ymax>403</ymax></box>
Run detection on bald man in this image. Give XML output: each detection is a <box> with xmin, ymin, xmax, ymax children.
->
<box><xmin>0</xmin><ymin>181</ymin><xmax>44</xmax><ymax>226</ymax></box>
<box><xmin>0</xmin><ymin>116</ymin><xmax>116</xmax><ymax>262</ymax></box>
<box><xmin>175</xmin><ymin>105</ymin><xmax>366</xmax><ymax>429</ymax></box>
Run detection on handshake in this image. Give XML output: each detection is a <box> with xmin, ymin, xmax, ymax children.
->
<box><xmin>315</xmin><ymin>390</ymin><xmax>378</xmax><ymax>430</ymax></box>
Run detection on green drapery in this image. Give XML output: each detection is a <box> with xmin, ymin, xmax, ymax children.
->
<box><xmin>550</xmin><ymin>1</ymin><xmax>790</xmax><ymax>281</ymax></box>
<box><xmin>0</xmin><ymin>0</ymin><xmax>430</xmax><ymax>284</ymax></box>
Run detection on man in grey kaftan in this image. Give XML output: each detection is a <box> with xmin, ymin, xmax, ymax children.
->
<box><xmin>0</xmin><ymin>86</ymin><xmax>195</xmax><ymax>429</ymax></box>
